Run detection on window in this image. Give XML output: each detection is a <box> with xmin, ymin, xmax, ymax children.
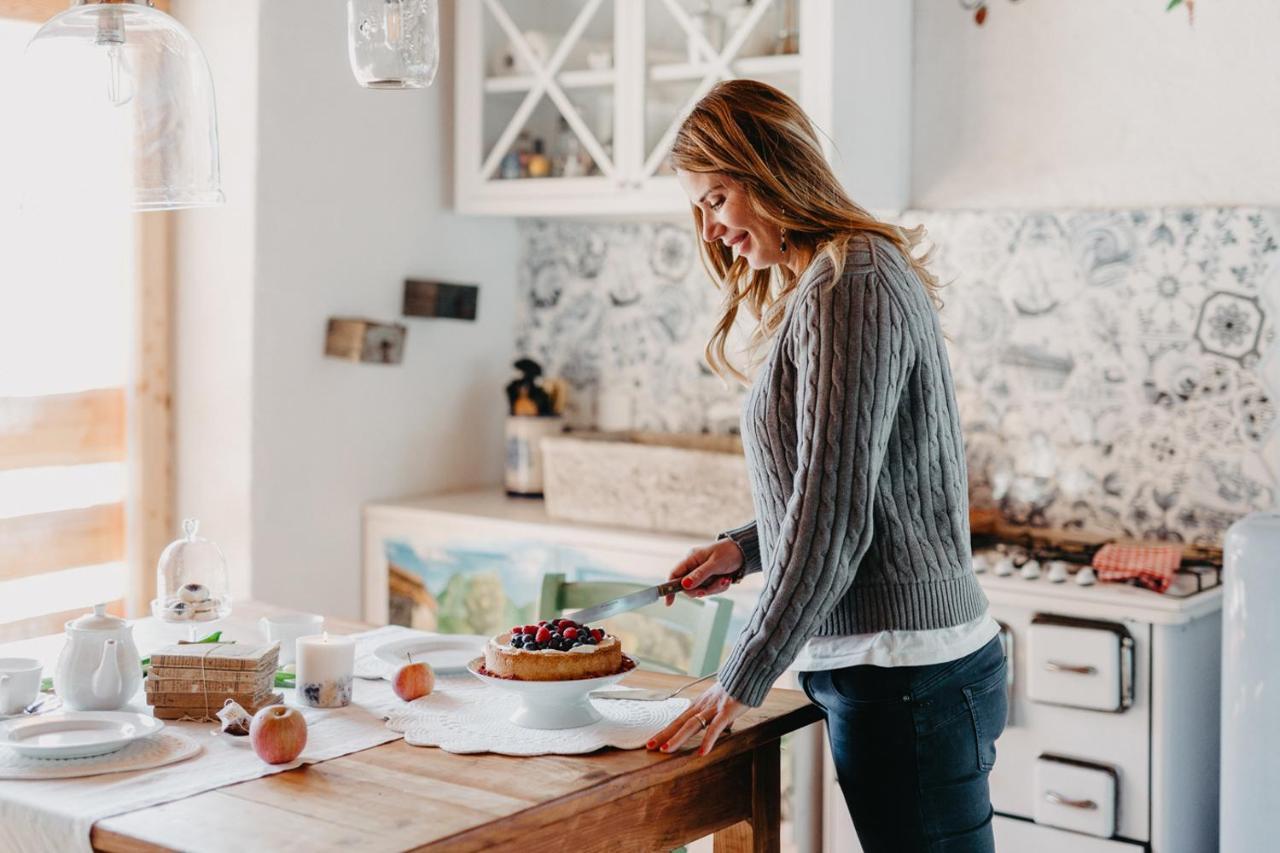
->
<box><xmin>0</xmin><ymin>0</ymin><xmax>171</xmax><ymax>641</ymax></box>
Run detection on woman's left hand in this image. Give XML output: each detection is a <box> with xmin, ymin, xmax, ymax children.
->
<box><xmin>646</xmin><ymin>683</ymin><xmax>749</xmax><ymax>756</ymax></box>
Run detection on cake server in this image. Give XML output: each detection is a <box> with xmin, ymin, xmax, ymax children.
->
<box><xmin>569</xmin><ymin>579</ymin><xmax>687</xmax><ymax>625</ymax></box>
<box><xmin>590</xmin><ymin>672</ymin><xmax>718</xmax><ymax>701</ymax></box>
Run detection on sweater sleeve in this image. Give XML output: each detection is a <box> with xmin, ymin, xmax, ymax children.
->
<box><xmin>718</xmin><ymin>520</ymin><xmax>763</xmax><ymax>577</ymax></box>
<box><xmin>717</xmin><ymin>263</ymin><xmax>915</xmax><ymax>706</ymax></box>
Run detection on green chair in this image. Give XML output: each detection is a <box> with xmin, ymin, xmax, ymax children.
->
<box><xmin>537</xmin><ymin>573</ymin><xmax>733</xmax><ymax>678</ymax></box>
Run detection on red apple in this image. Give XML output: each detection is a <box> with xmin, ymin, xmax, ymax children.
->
<box><xmin>393</xmin><ymin>661</ymin><xmax>434</xmax><ymax>701</ymax></box>
<box><xmin>249</xmin><ymin>704</ymin><xmax>307</xmax><ymax>764</ymax></box>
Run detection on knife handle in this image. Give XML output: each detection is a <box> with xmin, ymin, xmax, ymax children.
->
<box><xmin>657</xmin><ymin>577</ymin><xmax>723</xmax><ymax>597</ymax></box>
<box><xmin>657</xmin><ymin>579</ymin><xmax>685</xmax><ymax>597</ymax></box>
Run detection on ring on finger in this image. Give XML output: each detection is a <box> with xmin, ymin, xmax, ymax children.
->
<box><xmin>694</xmin><ymin>711</ymin><xmax>709</xmax><ymax>730</ymax></box>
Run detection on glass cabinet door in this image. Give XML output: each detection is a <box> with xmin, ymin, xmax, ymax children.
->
<box><xmin>462</xmin><ymin>0</ymin><xmax>620</xmax><ymax>203</ymax></box>
<box><xmin>455</xmin><ymin>0</ymin><xmax>831</xmax><ymax>215</ymax></box>
<box><xmin>633</xmin><ymin>0</ymin><xmax>808</xmax><ymax>187</ymax></box>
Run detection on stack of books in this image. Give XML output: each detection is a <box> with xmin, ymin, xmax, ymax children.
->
<box><xmin>145</xmin><ymin>641</ymin><xmax>282</xmax><ymax>721</ymax></box>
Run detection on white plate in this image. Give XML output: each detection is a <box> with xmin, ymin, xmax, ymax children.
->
<box><xmin>373</xmin><ymin>634</ymin><xmax>488</xmax><ymax>674</ymax></box>
<box><xmin>0</xmin><ymin>711</ymin><xmax>165</xmax><ymax>760</ymax></box>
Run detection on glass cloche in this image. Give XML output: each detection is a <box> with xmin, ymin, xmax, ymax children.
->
<box><xmin>151</xmin><ymin>518</ymin><xmax>232</xmax><ymax>627</ymax></box>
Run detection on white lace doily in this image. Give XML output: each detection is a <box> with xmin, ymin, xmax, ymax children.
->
<box><xmin>0</xmin><ymin>730</ymin><xmax>202</xmax><ymax>780</ymax></box>
<box><xmin>385</xmin><ymin>676</ymin><xmax>690</xmax><ymax>755</ymax></box>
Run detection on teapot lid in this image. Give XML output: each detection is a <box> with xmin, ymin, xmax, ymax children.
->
<box><xmin>69</xmin><ymin>603</ymin><xmax>127</xmax><ymax>631</ymax></box>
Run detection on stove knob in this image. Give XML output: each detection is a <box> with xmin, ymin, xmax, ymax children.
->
<box><xmin>1020</xmin><ymin>559</ymin><xmax>1041</xmax><ymax>580</ymax></box>
<box><xmin>1047</xmin><ymin>561</ymin><xmax>1070</xmax><ymax>583</ymax></box>
<box><xmin>972</xmin><ymin>554</ymin><xmax>991</xmax><ymax>574</ymax></box>
<box><xmin>994</xmin><ymin>556</ymin><xmax>1016</xmax><ymax>577</ymax></box>
<box><xmin>1076</xmin><ymin>566</ymin><xmax>1097</xmax><ymax>586</ymax></box>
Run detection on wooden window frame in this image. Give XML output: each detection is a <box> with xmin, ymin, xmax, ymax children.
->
<box><xmin>1</xmin><ymin>0</ymin><xmax>173</xmax><ymax>624</ymax></box>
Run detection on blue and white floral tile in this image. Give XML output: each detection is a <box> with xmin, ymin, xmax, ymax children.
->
<box><xmin>516</xmin><ymin>208</ymin><xmax>1279</xmax><ymax>547</ymax></box>
<box><xmin>515</xmin><ymin>219</ymin><xmax>748</xmax><ymax>434</ymax></box>
<box><xmin>906</xmin><ymin>207</ymin><xmax>1279</xmax><ymax>547</ymax></box>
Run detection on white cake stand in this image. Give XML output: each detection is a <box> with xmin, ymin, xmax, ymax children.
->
<box><xmin>466</xmin><ymin>657</ymin><xmax>633</xmax><ymax>730</ymax></box>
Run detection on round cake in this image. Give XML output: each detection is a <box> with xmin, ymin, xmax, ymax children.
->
<box><xmin>483</xmin><ymin>618</ymin><xmax>624</xmax><ymax>681</ymax></box>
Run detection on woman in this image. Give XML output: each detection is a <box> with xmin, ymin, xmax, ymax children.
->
<box><xmin>646</xmin><ymin>80</ymin><xmax>1007</xmax><ymax>853</ymax></box>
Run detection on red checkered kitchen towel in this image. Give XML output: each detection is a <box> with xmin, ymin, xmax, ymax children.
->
<box><xmin>1092</xmin><ymin>542</ymin><xmax>1183</xmax><ymax>593</ymax></box>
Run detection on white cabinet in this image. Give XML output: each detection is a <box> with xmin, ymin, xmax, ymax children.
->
<box><xmin>454</xmin><ymin>0</ymin><xmax>834</xmax><ymax>216</ymax></box>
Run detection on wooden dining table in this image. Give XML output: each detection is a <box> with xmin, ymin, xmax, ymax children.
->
<box><xmin>80</xmin><ymin>602</ymin><xmax>822</xmax><ymax>853</ymax></box>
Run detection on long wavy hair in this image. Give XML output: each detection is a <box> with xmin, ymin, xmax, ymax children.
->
<box><xmin>671</xmin><ymin>79</ymin><xmax>942</xmax><ymax>384</ymax></box>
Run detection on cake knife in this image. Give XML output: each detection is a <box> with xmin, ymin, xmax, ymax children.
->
<box><xmin>568</xmin><ymin>579</ymin><xmax>687</xmax><ymax>625</ymax></box>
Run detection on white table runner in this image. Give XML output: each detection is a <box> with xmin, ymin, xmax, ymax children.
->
<box><xmin>0</xmin><ymin>622</ymin><xmax>419</xmax><ymax>853</ymax></box>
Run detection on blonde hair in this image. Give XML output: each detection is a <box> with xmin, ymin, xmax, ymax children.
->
<box><xmin>671</xmin><ymin>79</ymin><xmax>941</xmax><ymax>384</ymax></box>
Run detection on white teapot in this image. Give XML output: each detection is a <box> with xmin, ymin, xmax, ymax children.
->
<box><xmin>53</xmin><ymin>603</ymin><xmax>142</xmax><ymax>711</ymax></box>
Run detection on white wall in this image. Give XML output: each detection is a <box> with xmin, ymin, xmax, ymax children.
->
<box><xmin>177</xmin><ymin>0</ymin><xmax>519</xmax><ymax>619</ymax></box>
<box><xmin>912</xmin><ymin>0</ymin><xmax>1280</xmax><ymax>208</ymax></box>
<box><xmin>171</xmin><ymin>0</ymin><xmax>260</xmax><ymax>600</ymax></box>
<box><xmin>830</xmin><ymin>0</ymin><xmax>913</xmax><ymax>212</ymax></box>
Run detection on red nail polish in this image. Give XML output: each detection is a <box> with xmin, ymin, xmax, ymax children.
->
<box><xmin>681</xmin><ymin>577</ymin><xmax>693</xmax><ymax>589</ymax></box>
<box><xmin>646</xmin><ymin>740</ymin><xmax>655</xmax><ymax>748</ymax></box>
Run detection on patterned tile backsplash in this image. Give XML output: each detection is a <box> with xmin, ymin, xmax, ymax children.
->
<box><xmin>515</xmin><ymin>210</ymin><xmax>1280</xmax><ymax>548</ymax></box>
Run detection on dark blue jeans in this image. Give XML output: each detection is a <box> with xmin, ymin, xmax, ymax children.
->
<box><xmin>799</xmin><ymin>635</ymin><xmax>1007</xmax><ymax>853</ymax></box>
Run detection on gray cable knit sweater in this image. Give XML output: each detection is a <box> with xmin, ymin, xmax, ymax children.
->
<box><xmin>717</xmin><ymin>233</ymin><xmax>988</xmax><ymax>707</ymax></box>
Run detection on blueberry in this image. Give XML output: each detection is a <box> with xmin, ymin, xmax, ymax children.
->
<box><xmin>585</xmin><ymin>636</ymin><xmax>597</xmax><ymax>645</ymax></box>
<box><xmin>523</xmin><ymin>633</ymin><xmax>537</xmax><ymax>644</ymax></box>
<box><xmin>511</xmin><ymin>637</ymin><xmax>524</xmax><ymax>648</ymax></box>
<box><xmin>572</xmin><ymin>639</ymin><xmax>583</xmax><ymax>647</ymax></box>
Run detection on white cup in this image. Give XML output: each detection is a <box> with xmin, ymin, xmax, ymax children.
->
<box><xmin>0</xmin><ymin>658</ymin><xmax>42</xmax><ymax>715</ymax></box>
<box><xmin>259</xmin><ymin>614</ymin><xmax>324</xmax><ymax>666</ymax></box>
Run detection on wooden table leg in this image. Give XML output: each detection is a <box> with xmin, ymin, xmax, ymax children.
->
<box><xmin>713</xmin><ymin>742</ymin><xmax>782</xmax><ymax>853</ymax></box>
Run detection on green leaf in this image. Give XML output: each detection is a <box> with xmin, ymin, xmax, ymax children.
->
<box><xmin>1166</xmin><ymin>0</ymin><xmax>1184</xmax><ymax>10</ymax></box>
<box><xmin>40</xmin><ymin>677</ymin><xmax>53</xmax><ymax>692</ymax></box>
<box><xmin>274</xmin><ymin>670</ymin><xmax>296</xmax><ymax>689</ymax></box>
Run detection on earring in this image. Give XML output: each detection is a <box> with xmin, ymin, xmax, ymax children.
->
<box><xmin>780</xmin><ymin>229</ymin><xmax>788</xmax><ymax>253</ymax></box>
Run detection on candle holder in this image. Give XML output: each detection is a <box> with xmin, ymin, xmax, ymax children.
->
<box><xmin>295</xmin><ymin>633</ymin><xmax>355</xmax><ymax>708</ymax></box>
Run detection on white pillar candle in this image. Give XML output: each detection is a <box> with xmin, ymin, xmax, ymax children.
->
<box><xmin>295</xmin><ymin>632</ymin><xmax>355</xmax><ymax>708</ymax></box>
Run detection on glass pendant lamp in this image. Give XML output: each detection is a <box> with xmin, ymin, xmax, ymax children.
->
<box><xmin>21</xmin><ymin>0</ymin><xmax>223</xmax><ymax>211</ymax></box>
<box><xmin>347</xmin><ymin>0</ymin><xmax>439</xmax><ymax>89</ymax></box>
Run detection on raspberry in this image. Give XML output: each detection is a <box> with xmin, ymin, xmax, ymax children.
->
<box><xmin>536</xmin><ymin>626</ymin><xmax>552</xmax><ymax>643</ymax></box>
<box><xmin>591</xmin><ymin>628</ymin><xmax>605</xmax><ymax>641</ymax></box>
<box><xmin>563</xmin><ymin>627</ymin><xmax>578</xmax><ymax>640</ymax></box>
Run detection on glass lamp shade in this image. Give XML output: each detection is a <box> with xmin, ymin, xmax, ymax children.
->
<box><xmin>348</xmin><ymin>0</ymin><xmax>439</xmax><ymax>89</ymax></box>
<box><xmin>21</xmin><ymin>0</ymin><xmax>223</xmax><ymax>211</ymax></box>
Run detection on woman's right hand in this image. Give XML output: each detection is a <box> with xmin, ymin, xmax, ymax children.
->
<box><xmin>664</xmin><ymin>539</ymin><xmax>744</xmax><ymax>605</ymax></box>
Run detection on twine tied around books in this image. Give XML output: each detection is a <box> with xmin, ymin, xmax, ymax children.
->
<box><xmin>173</xmin><ymin>641</ymin><xmax>235</xmax><ymax>724</ymax></box>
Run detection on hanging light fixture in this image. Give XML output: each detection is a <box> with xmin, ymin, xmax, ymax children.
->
<box><xmin>21</xmin><ymin>0</ymin><xmax>223</xmax><ymax>211</ymax></box>
<box><xmin>347</xmin><ymin>0</ymin><xmax>439</xmax><ymax>89</ymax></box>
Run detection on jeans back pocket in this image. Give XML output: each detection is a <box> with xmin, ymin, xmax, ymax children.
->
<box><xmin>963</xmin><ymin>661</ymin><xmax>1009</xmax><ymax>773</ymax></box>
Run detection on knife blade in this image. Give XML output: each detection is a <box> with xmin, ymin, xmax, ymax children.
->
<box><xmin>569</xmin><ymin>579</ymin><xmax>686</xmax><ymax>625</ymax></box>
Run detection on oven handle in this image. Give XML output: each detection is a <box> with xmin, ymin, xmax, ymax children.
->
<box><xmin>1045</xmin><ymin>790</ymin><xmax>1098</xmax><ymax>810</ymax></box>
<box><xmin>1044</xmin><ymin>661</ymin><xmax>1098</xmax><ymax>675</ymax></box>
